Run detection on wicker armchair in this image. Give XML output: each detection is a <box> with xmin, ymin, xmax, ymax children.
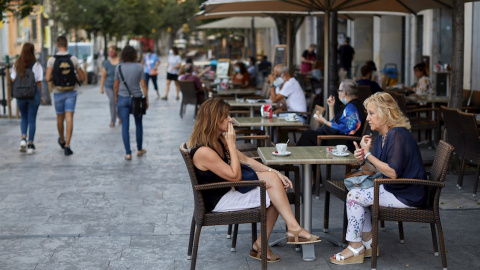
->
<box><xmin>457</xmin><ymin>110</ymin><xmax>480</xmax><ymax>194</ymax></box>
<box><xmin>179</xmin><ymin>143</ymin><xmax>268</xmax><ymax>269</ymax></box>
<box><xmin>371</xmin><ymin>140</ymin><xmax>454</xmax><ymax>270</ymax></box>
<box><xmin>179</xmin><ymin>81</ymin><xmax>202</xmax><ymax>119</ymax></box>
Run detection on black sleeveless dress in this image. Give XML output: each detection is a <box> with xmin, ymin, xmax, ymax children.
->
<box><xmin>190</xmin><ymin>140</ymin><xmax>231</xmax><ymax>212</ymax></box>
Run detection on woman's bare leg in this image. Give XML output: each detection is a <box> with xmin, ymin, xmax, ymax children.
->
<box><xmin>163</xmin><ymin>79</ymin><xmax>171</xmax><ymax>99</ymax></box>
<box><xmin>257</xmin><ymin>171</ymin><xmax>315</xmax><ymax>239</ymax></box>
<box><xmin>253</xmin><ymin>205</ymin><xmax>279</xmax><ymax>250</ymax></box>
<box><xmin>174</xmin><ymin>81</ymin><xmax>180</xmax><ymax>99</ymax></box>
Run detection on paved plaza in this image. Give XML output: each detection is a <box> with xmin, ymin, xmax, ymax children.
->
<box><xmin>1</xmin><ymin>63</ymin><xmax>480</xmax><ymax>269</ymax></box>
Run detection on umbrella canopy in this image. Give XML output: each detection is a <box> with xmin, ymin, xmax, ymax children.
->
<box><xmin>196</xmin><ymin>16</ymin><xmax>276</xmax><ymax>29</ymax></box>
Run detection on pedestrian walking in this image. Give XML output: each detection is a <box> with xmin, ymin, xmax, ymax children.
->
<box><xmin>113</xmin><ymin>45</ymin><xmax>149</xmax><ymax>160</ymax></box>
<box><xmin>45</xmin><ymin>36</ymin><xmax>85</xmax><ymax>156</ymax></box>
<box><xmin>11</xmin><ymin>43</ymin><xmax>44</xmax><ymax>154</ymax></box>
<box><xmin>300</xmin><ymin>44</ymin><xmax>316</xmax><ymax>73</ymax></box>
<box><xmin>100</xmin><ymin>45</ymin><xmax>121</xmax><ymax>127</ymax></box>
<box><xmin>141</xmin><ymin>47</ymin><xmax>160</xmax><ymax>98</ymax></box>
<box><xmin>162</xmin><ymin>47</ymin><xmax>181</xmax><ymax>100</ymax></box>
<box><xmin>338</xmin><ymin>37</ymin><xmax>355</xmax><ymax>79</ymax></box>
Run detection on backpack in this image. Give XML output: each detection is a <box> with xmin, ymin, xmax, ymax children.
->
<box><xmin>52</xmin><ymin>54</ymin><xmax>77</xmax><ymax>91</ymax></box>
<box><xmin>12</xmin><ymin>63</ymin><xmax>36</xmax><ymax>99</ymax></box>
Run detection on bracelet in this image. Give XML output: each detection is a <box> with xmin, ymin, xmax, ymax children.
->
<box><xmin>270</xmin><ymin>84</ymin><xmax>275</xmax><ymax>88</ymax></box>
<box><xmin>357</xmin><ymin>160</ymin><xmax>366</xmax><ymax>166</ymax></box>
<box><xmin>364</xmin><ymin>152</ymin><xmax>372</xmax><ymax>160</ymax></box>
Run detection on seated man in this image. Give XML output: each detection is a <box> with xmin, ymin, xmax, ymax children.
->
<box><xmin>297</xmin><ymin>80</ymin><xmax>366</xmax><ymax>148</ymax></box>
<box><xmin>247</xmin><ymin>56</ymin><xmax>257</xmax><ymax>87</ymax></box>
<box><xmin>268</xmin><ymin>64</ymin><xmax>307</xmax><ymax>123</ymax></box>
<box><xmin>356</xmin><ymin>64</ymin><xmax>383</xmax><ymax>94</ymax></box>
<box><xmin>179</xmin><ymin>63</ymin><xmax>205</xmax><ymax>102</ymax></box>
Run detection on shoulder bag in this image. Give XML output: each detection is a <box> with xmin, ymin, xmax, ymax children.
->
<box><xmin>118</xmin><ymin>65</ymin><xmax>146</xmax><ymax>116</ymax></box>
<box><xmin>344</xmin><ymin>170</ymin><xmax>383</xmax><ymax>191</ymax></box>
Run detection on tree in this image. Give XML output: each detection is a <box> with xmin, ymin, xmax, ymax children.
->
<box><xmin>0</xmin><ymin>0</ymin><xmax>38</xmax><ymax>24</ymax></box>
<box><xmin>160</xmin><ymin>0</ymin><xmax>199</xmax><ymax>47</ymax></box>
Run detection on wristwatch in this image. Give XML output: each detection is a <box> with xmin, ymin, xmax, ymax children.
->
<box><xmin>270</xmin><ymin>84</ymin><xmax>275</xmax><ymax>88</ymax></box>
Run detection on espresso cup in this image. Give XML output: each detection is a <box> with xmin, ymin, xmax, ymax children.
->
<box><xmin>336</xmin><ymin>145</ymin><xmax>347</xmax><ymax>154</ymax></box>
<box><xmin>276</xmin><ymin>143</ymin><xmax>287</xmax><ymax>154</ymax></box>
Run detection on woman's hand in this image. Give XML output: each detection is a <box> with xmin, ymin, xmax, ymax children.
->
<box><xmin>100</xmin><ymin>87</ymin><xmax>104</xmax><ymax>94</ymax></box>
<box><xmin>273</xmin><ymin>169</ymin><xmax>293</xmax><ymax>190</ymax></box>
<box><xmin>327</xmin><ymin>95</ymin><xmax>335</xmax><ymax>107</ymax></box>
<box><xmin>360</xmin><ymin>135</ymin><xmax>372</xmax><ymax>153</ymax></box>
<box><xmin>353</xmin><ymin>141</ymin><xmax>365</xmax><ymax>164</ymax></box>
<box><xmin>315</xmin><ymin>114</ymin><xmax>326</xmax><ymax>125</ymax></box>
<box><xmin>224</xmin><ymin>122</ymin><xmax>236</xmax><ymax>147</ymax></box>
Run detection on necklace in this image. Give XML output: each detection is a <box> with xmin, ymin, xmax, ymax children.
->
<box><xmin>382</xmin><ymin>130</ymin><xmax>389</xmax><ymax>147</ymax></box>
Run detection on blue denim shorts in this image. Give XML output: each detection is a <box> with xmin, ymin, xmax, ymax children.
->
<box><xmin>54</xmin><ymin>91</ymin><xmax>78</xmax><ymax>114</ymax></box>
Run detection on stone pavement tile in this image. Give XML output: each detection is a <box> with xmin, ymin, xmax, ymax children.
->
<box><xmin>46</xmin><ymin>205</ymin><xmax>125</xmax><ymax>225</ymax></box>
<box><xmin>85</xmin><ymin>222</ymin><xmax>155</xmax><ymax>236</ymax></box>
<box><xmin>0</xmin><ymin>237</ymin><xmax>74</xmax><ymax>269</ymax></box>
<box><xmin>108</xmin><ymin>259</ymin><xmax>175</xmax><ymax>270</ymax></box>
<box><xmin>27</xmin><ymin>224</ymin><xmax>88</xmax><ymax>236</ymax></box>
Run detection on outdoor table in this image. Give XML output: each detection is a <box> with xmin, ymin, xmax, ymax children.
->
<box><xmin>228</xmin><ymin>100</ymin><xmax>272</xmax><ymax>117</ymax></box>
<box><xmin>215</xmin><ymin>88</ymin><xmax>257</xmax><ymax>96</ymax></box>
<box><xmin>232</xmin><ymin>116</ymin><xmax>303</xmax><ymax>137</ymax></box>
<box><xmin>257</xmin><ymin>146</ymin><xmax>357</xmax><ymax>261</ymax></box>
<box><xmin>405</xmin><ymin>95</ymin><xmax>449</xmax><ymax>105</ymax></box>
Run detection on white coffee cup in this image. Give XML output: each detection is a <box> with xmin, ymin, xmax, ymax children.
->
<box><xmin>336</xmin><ymin>145</ymin><xmax>347</xmax><ymax>154</ymax></box>
<box><xmin>286</xmin><ymin>113</ymin><xmax>297</xmax><ymax>121</ymax></box>
<box><xmin>276</xmin><ymin>143</ymin><xmax>287</xmax><ymax>154</ymax></box>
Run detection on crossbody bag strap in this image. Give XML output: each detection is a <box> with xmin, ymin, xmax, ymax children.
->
<box><xmin>118</xmin><ymin>65</ymin><xmax>132</xmax><ymax>96</ymax></box>
<box><xmin>146</xmin><ymin>54</ymin><xmax>153</xmax><ymax>71</ymax></box>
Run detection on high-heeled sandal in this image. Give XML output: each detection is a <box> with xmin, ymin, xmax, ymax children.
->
<box><xmin>330</xmin><ymin>245</ymin><xmax>365</xmax><ymax>265</ymax></box>
<box><xmin>249</xmin><ymin>242</ymin><xmax>280</xmax><ymax>263</ymax></box>
<box><xmin>286</xmin><ymin>228</ymin><xmax>321</xmax><ymax>245</ymax></box>
<box><xmin>362</xmin><ymin>238</ymin><xmax>379</xmax><ymax>258</ymax></box>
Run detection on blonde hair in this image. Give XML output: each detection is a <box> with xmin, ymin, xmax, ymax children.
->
<box><xmin>188</xmin><ymin>98</ymin><xmax>230</xmax><ymax>149</ymax></box>
<box><xmin>364</xmin><ymin>92</ymin><xmax>411</xmax><ymax>130</ymax></box>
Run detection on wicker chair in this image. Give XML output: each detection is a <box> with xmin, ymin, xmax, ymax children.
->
<box><xmin>441</xmin><ymin>106</ymin><xmax>466</xmax><ymax>188</ymax></box>
<box><xmin>457</xmin><ymin>110</ymin><xmax>480</xmax><ymax>195</ymax></box>
<box><xmin>179</xmin><ymin>143</ymin><xmax>268</xmax><ymax>269</ymax></box>
<box><xmin>371</xmin><ymin>140</ymin><xmax>454</xmax><ymax>270</ymax></box>
<box><xmin>179</xmin><ymin>81</ymin><xmax>202</xmax><ymax>119</ymax></box>
<box><xmin>357</xmin><ymin>85</ymin><xmax>372</xmax><ymax>104</ymax></box>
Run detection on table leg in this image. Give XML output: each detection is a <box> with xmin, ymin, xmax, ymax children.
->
<box><xmin>302</xmin><ymin>164</ymin><xmax>315</xmax><ymax>261</ymax></box>
<box><xmin>250</xmin><ymin>107</ymin><xmax>254</xmax><ymax>117</ymax></box>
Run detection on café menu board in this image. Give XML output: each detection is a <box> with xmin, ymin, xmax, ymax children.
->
<box><xmin>273</xmin><ymin>45</ymin><xmax>287</xmax><ymax>67</ymax></box>
<box><xmin>216</xmin><ymin>59</ymin><xmax>230</xmax><ymax>78</ymax></box>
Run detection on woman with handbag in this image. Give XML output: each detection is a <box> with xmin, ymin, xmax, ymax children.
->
<box><xmin>114</xmin><ymin>46</ymin><xmax>149</xmax><ymax>160</ymax></box>
<box><xmin>189</xmin><ymin>98</ymin><xmax>321</xmax><ymax>263</ymax></box>
<box><xmin>10</xmin><ymin>43</ymin><xmax>44</xmax><ymax>154</ymax></box>
<box><xmin>142</xmin><ymin>47</ymin><xmax>160</xmax><ymax>98</ymax></box>
<box><xmin>100</xmin><ymin>45</ymin><xmax>120</xmax><ymax>127</ymax></box>
<box><xmin>330</xmin><ymin>92</ymin><xmax>427</xmax><ymax>265</ymax></box>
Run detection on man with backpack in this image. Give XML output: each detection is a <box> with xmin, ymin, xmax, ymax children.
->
<box><xmin>45</xmin><ymin>36</ymin><xmax>85</xmax><ymax>156</ymax></box>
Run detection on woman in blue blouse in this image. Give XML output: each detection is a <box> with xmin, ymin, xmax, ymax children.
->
<box><xmin>297</xmin><ymin>80</ymin><xmax>366</xmax><ymax>148</ymax></box>
<box><xmin>330</xmin><ymin>92</ymin><xmax>427</xmax><ymax>265</ymax></box>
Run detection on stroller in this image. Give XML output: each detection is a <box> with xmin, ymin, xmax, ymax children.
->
<box><xmin>381</xmin><ymin>63</ymin><xmax>399</xmax><ymax>89</ymax></box>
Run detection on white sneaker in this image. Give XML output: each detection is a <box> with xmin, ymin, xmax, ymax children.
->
<box><xmin>27</xmin><ymin>144</ymin><xmax>35</xmax><ymax>154</ymax></box>
<box><xmin>19</xmin><ymin>139</ymin><xmax>27</xmax><ymax>152</ymax></box>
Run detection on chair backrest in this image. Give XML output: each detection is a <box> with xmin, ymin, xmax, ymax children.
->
<box><xmin>391</xmin><ymin>92</ymin><xmax>407</xmax><ymax>114</ymax></box>
<box><xmin>441</xmin><ymin>106</ymin><xmax>466</xmax><ymax>158</ymax></box>
<box><xmin>457</xmin><ymin>110</ymin><xmax>480</xmax><ymax>161</ymax></box>
<box><xmin>358</xmin><ymin>85</ymin><xmax>372</xmax><ymax>104</ymax></box>
<box><xmin>429</xmin><ymin>140</ymin><xmax>454</xmax><ymax>183</ymax></box>
<box><xmin>179</xmin><ymin>143</ymin><xmax>206</xmax><ymax>214</ymax></box>
<box><xmin>179</xmin><ymin>80</ymin><xmax>198</xmax><ymax>105</ymax></box>
<box><xmin>310</xmin><ymin>105</ymin><xmax>326</xmax><ymax>131</ymax></box>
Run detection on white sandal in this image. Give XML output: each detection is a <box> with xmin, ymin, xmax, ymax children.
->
<box><xmin>330</xmin><ymin>245</ymin><xmax>365</xmax><ymax>265</ymax></box>
<box><xmin>362</xmin><ymin>238</ymin><xmax>379</xmax><ymax>258</ymax></box>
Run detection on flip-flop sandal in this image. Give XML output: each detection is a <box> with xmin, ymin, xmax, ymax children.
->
<box><xmin>137</xmin><ymin>149</ymin><xmax>147</xmax><ymax>156</ymax></box>
<box><xmin>286</xmin><ymin>229</ymin><xmax>322</xmax><ymax>245</ymax></box>
<box><xmin>249</xmin><ymin>242</ymin><xmax>280</xmax><ymax>263</ymax></box>
<box><xmin>330</xmin><ymin>245</ymin><xmax>365</xmax><ymax>265</ymax></box>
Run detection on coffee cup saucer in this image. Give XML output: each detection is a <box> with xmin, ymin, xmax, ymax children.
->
<box><xmin>332</xmin><ymin>151</ymin><xmax>349</xmax><ymax>157</ymax></box>
<box><xmin>272</xmin><ymin>151</ymin><xmax>291</xmax><ymax>156</ymax></box>
<box><xmin>284</xmin><ymin>117</ymin><xmax>298</xmax><ymax>122</ymax></box>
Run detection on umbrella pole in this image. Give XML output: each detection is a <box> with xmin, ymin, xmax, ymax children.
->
<box><xmin>251</xmin><ymin>17</ymin><xmax>256</xmax><ymax>57</ymax></box>
<box><xmin>323</xmin><ymin>12</ymin><xmax>330</xmax><ymax>111</ymax></box>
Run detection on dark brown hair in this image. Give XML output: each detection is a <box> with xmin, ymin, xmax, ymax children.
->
<box><xmin>56</xmin><ymin>36</ymin><xmax>68</xmax><ymax>48</ymax></box>
<box><xmin>120</xmin><ymin>45</ymin><xmax>138</xmax><ymax>63</ymax></box>
<box><xmin>15</xmin><ymin>43</ymin><xmax>37</xmax><ymax>78</ymax></box>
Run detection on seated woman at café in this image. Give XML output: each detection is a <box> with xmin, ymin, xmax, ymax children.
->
<box><xmin>402</xmin><ymin>63</ymin><xmax>435</xmax><ymax>96</ymax></box>
<box><xmin>189</xmin><ymin>98</ymin><xmax>321</xmax><ymax>263</ymax></box>
<box><xmin>297</xmin><ymin>79</ymin><xmax>366</xmax><ymax>147</ymax></box>
<box><xmin>179</xmin><ymin>63</ymin><xmax>205</xmax><ymax>102</ymax></box>
<box><xmin>232</xmin><ymin>62</ymin><xmax>250</xmax><ymax>88</ymax></box>
<box><xmin>330</xmin><ymin>92</ymin><xmax>427</xmax><ymax>265</ymax></box>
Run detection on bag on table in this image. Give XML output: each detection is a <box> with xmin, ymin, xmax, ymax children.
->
<box><xmin>344</xmin><ymin>170</ymin><xmax>383</xmax><ymax>191</ymax></box>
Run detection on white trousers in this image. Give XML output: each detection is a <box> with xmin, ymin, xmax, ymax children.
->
<box><xmin>346</xmin><ymin>185</ymin><xmax>412</xmax><ymax>242</ymax></box>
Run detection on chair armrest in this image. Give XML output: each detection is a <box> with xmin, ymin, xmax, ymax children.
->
<box><xmin>195</xmin><ymin>180</ymin><xmax>266</xmax><ymax>191</ymax></box>
<box><xmin>237</xmin><ymin>135</ymin><xmax>270</xmax><ymax>141</ymax></box>
<box><xmin>374</xmin><ymin>178</ymin><xmax>445</xmax><ymax>188</ymax></box>
<box><xmin>283</xmin><ymin>111</ymin><xmax>311</xmax><ymax>115</ymax></box>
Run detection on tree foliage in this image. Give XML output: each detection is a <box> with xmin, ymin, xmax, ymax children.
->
<box><xmin>0</xmin><ymin>0</ymin><xmax>38</xmax><ymax>24</ymax></box>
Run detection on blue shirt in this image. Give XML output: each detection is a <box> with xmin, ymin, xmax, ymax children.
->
<box><xmin>331</xmin><ymin>102</ymin><xmax>362</xmax><ymax>135</ymax></box>
<box><xmin>103</xmin><ymin>60</ymin><xmax>117</xmax><ymax>89</ymax></box>
<box><xmin>143</xmin><ymin>53</ymin><xmax>159</xmax><ymax>73</ymax></box>
<box><xmin>371</xmin><ymin>127</ymin><xmax>427</xmax><ymax>207</ymax></box>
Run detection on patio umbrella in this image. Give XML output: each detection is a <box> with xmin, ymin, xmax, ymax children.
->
<box><xmin>199</xmin><ymin>0</ymin><xmax>476</xmax><ymax>109</ymax></box>
<box><xmin>196</xmin><ymin>17</ymin><xmax>276</xmax><ymax>29</ymax></box>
